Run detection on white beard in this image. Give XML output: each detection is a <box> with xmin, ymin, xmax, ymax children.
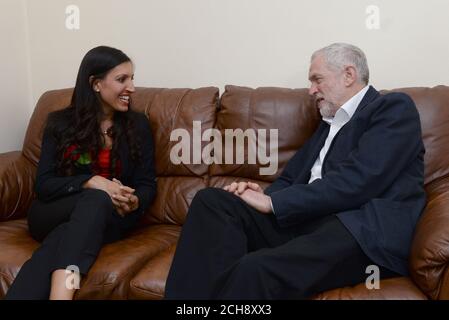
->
<box><xmin>319</xmin><ymin>101</ymin><xmax>338</xmax><ymax>118</ymax></box>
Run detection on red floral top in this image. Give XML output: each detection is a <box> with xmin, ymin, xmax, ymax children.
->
<box><xmin>64</xmin><ymin>144</ymin><xmax>121</xmax><ymax>179</ymax></box>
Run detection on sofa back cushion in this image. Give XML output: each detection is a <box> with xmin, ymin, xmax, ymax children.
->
<box><xmin>209</xmin><ymin>85</ymin><xmax>320</xmax><ymax>187</ymax></box>
<box><xmin>381</xmin><ymin>86</ymin><xmax>449</xmax><ymax>186</ymax></box>
<box><xmin>22</xmin><ymin>89</ymin><xmax>73</xmax><ymax>166</ymax></box>
<box><xmin>141</xmin><ymin>87</ymin><xmax>219</xmax><ymax>225</ymax></box>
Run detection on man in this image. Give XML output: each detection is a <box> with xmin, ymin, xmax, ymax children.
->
<box><xmin>165</xmin><ymin>43</ymin><xmax>425</xmax><ymax>299</ymax></box>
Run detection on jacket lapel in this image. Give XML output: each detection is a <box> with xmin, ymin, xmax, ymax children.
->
<box><xmin>353</xmin><ymin>85</ymin><xmax>380</xmax><ymax>116</ymax></box>
<box><xmin>320</xmin><ymin>86</ymin><xmax>379</xmax><ymax>175</ymax></box>
<box><xmin>294</xmin><ymin>122</ymin><xmax>330</xmax><ymax>183</ymax></box>
<box><xmin>118</xmin><ymin>138</ymin><xmax>130</xmax><ymax>179</ymax></box>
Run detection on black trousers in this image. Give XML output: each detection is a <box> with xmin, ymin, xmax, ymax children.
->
<box><xmin>165</xmin><ymin>188</ymin><xmax>398</xmax><ymax>299</ymax></box>
<box><xmin>5</xmin><ymin>189</ymin><xmax>138</xmax><ymax>300</ymax></box>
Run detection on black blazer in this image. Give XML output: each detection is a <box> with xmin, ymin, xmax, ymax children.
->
<box><xmin>35</xmin><ymin>111</ymin><xmax>157</xmax><ymax>218</ymax></box>
<box><xmin>265</xmin><ymin>86</ymin><xmax>426</xmax><ymax>276</ymax></box>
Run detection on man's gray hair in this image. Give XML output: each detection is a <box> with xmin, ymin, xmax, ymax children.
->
<box><xmin>312</xmin><ymin>43</ymin><xmax>369</xmax><ymax>84</ymax></box>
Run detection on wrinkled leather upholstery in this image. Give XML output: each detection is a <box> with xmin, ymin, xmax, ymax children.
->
<box><xmin>1</xmin><ymin>85</ymin><xmax>448</xmax><ymax>300</ymax></box>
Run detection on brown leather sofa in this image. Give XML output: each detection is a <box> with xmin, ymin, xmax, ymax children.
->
<box><xmin>1</xmin><ymin>85</ymin><xmax>448</xmax><ymax>300</ymax></box>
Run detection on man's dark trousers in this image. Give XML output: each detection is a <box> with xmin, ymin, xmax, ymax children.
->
<box><xmin>164</xmin><ymin>188</ymin><xmax>397</xmax><ymax>299</ymax></box>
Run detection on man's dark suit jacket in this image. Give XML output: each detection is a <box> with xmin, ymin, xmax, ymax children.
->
<box><xmin>265</xmin><ymin>86</ymin><xmax>426</xmax><ymax>276</ymax></box>
<box><xmin>35</xmin><ymin>111</ymin><xmax>157</xmax><ymax>219</ymax></box>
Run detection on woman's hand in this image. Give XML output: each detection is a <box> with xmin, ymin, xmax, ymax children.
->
<box><xmin>112</xmin><ymin>193</ymin><xmax>139</xmax><ymax>216</ymax></box>
<box><xmin>83</xmin><ymin>175</ymin><xmax>123</xmax><ymax>198</ymax></box>
<box><xmin>111</xmin><ymin>178</ymin><xmax>139</xmax><ymax>216</ymax></box>
<box><xmin>83</xmin><ymin>176</ymin><xmax>138</xmax><ymax>216</ymax></box>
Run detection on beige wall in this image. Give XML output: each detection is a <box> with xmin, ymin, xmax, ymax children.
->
<box><xmin>1</xmin><ymin>0</ymin><xmax>449</xmax><ymax>151</ymax></box>
<box><xmin>0</xmin><ymin>0</ymin><xmax>32</xmax><ymax>152</ymax></box>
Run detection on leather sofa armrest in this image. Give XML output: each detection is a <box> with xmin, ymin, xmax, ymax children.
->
<box><xmin>0</xmin><ymin>151</ymin><xmax>36</xmax><ymax>222</ymax></box>
<box><xmin>411</xmin><ymin>176</ymin><xmax>449</xmax><ymax>300</ymax></box>
<box><xmin>313</xmin><ymin>277</ymin><xmax>428</xmax><ymax>300</ymax></box>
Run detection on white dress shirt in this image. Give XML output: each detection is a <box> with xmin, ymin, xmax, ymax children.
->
<box><xmin>308</xmin><ymin>85</ymin><xmax>369</xmax><ymax>183</ymax></box>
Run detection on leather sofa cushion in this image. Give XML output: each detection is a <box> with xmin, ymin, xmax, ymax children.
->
<box><xmin>410</xmin><ymin>185</ymin><xmax>449</xmax><ymax>300</ymax></box>
<box><xmin>210</xmin><ymin>85</ymin><xmax>320</xmax><ymax>182</ymax></box>
<box><xmin>314</xmin><ymin>277</ymin><xmax>428</xmax><ymax>300</ymax></box>
<box><xmin>145</xmin><ymin>87</ymin><xmax>219</xmax><ymax>177</ymax></box>
<box><xmin>0</xmin><ymin>219</ymin><xmax>39</xmax><ymax>298</ymax></box>
<box><xmin>142</xmin><ymin>176</ymin><xmax>207</xmax><ymax>226</ymax></box>
<box><xmin>382</xmin><ymin>86</ymin><xmax>449</xmax><ymax>185</ymax></box>
<box><xmin>0</xmin><ymin>217</ymin><xmax>180</xmax><ymax>300</ymax></box>
<box><xmin>75</xmin><ymin>224</ymin><xmax>180</xmax><ymax>299</ymax></box>
<box><xmin>129</xmin><ymin>244</ymin><xmax>177</xmax><ymax>300</ymax></box>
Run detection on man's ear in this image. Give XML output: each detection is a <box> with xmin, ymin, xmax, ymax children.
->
<box><xmin>89</xmin><ymin>76</ymin><xmax>101</xmax><ymax>92</ymax></box>
<box><xmin>344</xmin><ymin>66</ymin><xmax>357</xmax><ymax>86</ymax></box>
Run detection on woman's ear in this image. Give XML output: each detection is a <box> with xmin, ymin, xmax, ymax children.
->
<box><xmin>89</xmin><ymin>76</ymin><xmax>101</xmax><ymax>92</ymax></box>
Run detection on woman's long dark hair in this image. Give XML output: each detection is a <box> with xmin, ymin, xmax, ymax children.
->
<box><xmin>46</xmin><ymin>46</ymin><xmax>142</xmax><ymax>178</ymax></box>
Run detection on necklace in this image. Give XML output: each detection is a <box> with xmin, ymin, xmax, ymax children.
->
<box><xmin>101</xmin><ymin>127</ymin><xmax>113</xmax><ymax>137</ymax></box>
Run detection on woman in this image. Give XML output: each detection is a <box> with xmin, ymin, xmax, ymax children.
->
<box><xmin>5</xmin><ymin>46</ymin><xmax>157</xmax><ymax>300</ymax></box>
